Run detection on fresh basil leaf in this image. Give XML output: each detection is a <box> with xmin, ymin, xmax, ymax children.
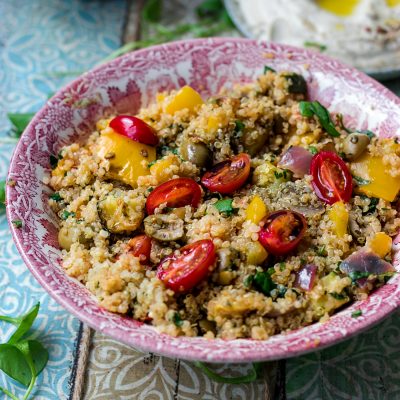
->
<box><xmin>263</xmin><ymin>65</ymin><xmax>276</xmax><ymax>74</ymax></box>
<box><xmin>283</xmin><ymin>73</ymin><xmax>307</xmax><ymax>94</ymax></box>
<box><xmin>253</xmin><ymin>271</ymin><xmax>276</xmax><ymax>296</ymax></box>
<box><xmin>353</xmin><ymin>176</ymin><xmax>371</xmax><ymax>186</ymax></box>
<box><xmin>299</xmin><ymin>101</ymin><xmax>314</xmax><ymax>117</ymax></box>
<box><xmin>0</xmin><ymin>343</ymin><xmax>32</xmax><ymax>386</ymax></box>
<box><xmin>304</xmin><ymin>41</ymin><xmax>327</xmax><ymax>52</ymax></box>
<box><xmin>7</xmin><ymin>113</ymin><xmax>35</xmax><ymax>137</ymax></box>
<box><xmin>351</xmin><ymin>310</ymin><xmax>362</xmax><ymax>318</ymax></box>
<box><xmin>142</xmin><ymin>0</ymin><xmax>163</xmax><ymax>23</ymax></box>
<box><xmin>0</xmin><ymin>180</ymin><xmax>6</xmax><ymax>205</ymax></box>
<box><xmin>214</xmin><ymin>199</ymin><xmax>237</xmax><ymax>216</ymax></box>
<box><xmin>243</xmin><ymin>275</ymin><xmax>254</xmax><ymax>287</ymax></box>
<box><xmin>336</xmin><ymin>114</ymin><xmax>352</xmax><ymax>134</ymax></box>
<box><xmin>8</xmin><ymin>303</ymin><xmax>40</xmax><ymax>344</ymax></box>
<box><xmin>26</xmin><ymin>340</ymin><xmax>49</xmax><ymax>377</ymax></box>
<box><xmin>299</xmin><ymin>101</ymin><xmax>341</xmax><ymax>137</ymax></box>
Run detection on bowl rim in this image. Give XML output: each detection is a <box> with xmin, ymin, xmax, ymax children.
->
<box><xmin>6</xmin><ymin>37</ymin><xmax>400</xmax><ymax>363</ymax></box>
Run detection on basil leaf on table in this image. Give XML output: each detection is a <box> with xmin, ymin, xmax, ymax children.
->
<box><xmin>0</xmin><ymin>344</ymin><xmax>33</xmax><ymax>387</ymax></box>
<box><xmin>8</xmin><ymin>303</ymin><xmax>40</xmax><ymax>344</ymax></box>
<box><xmin>7</xmin><ymin>113</ymin><xmax>35</xmax><ymax>137</ymax></box>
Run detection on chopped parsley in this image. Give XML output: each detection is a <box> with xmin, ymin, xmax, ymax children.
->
<box><xmin>12</xmin><ymin>219</ymin><xmax>23</xmax><ymax>228</ymax></box>
<box><xmin>279</xmin><ymin>262</ymin><xmax>286</xmax><ymax>271</ymax></box>
<box><xmin>329</xmin><ymin>292</ymin><xmax>347</xmax><ymax>300</ymax></box>
<box><xmin>263</xmin><ymin>65</ymin><xmax>276</xmax><ymax>74</ymax></box>
<box><xmin>172</xmin><ymin>312</ymin><xmax>183</xmax><ymax>327</ymax></box>
<box><xmin>253</xmin><ymin>271</ymin><xmax>276</xmax><ymax>296</ymax></box>
<box><xmin>243</xmin><ymin>275</ymin><xmax>254</xmax><ymax>288</ymax></box>
<box><xmin>351</xmin><ymin>310</ymin><xmax>362</xmax><ymax>318</ymax></box>
<box><xmin>214</xmin><ymin>198</ymin><xmax>238</xmax><ymax>216</ymax></box>
<box><xmin>50</xmin><ymin>192</ymin><xmax>62</xmax><ymax>202</ymax></box>
<box><xmin>61</xmin><ymin>210</ymin><xmax>76</xmax><ymax>220</ymax></box>
<box><xmin>234</xmin><ymin>120</ymin><xmax>245</xmax><ymax>134</ymax></box>
<box><xmin>353</xmin><ymin>176</ymin><xmax>371</xmax><ymax>186</ymax></box>
<box><xmin>363</xmin><ymin>197</ymin><xmax>379</xmax><ymax>215</ymax></box>
<box><xmin>147</xmin><ymin>160</ymin><xmax>157</xmax><ymax>168</ymax></box>
<box><xmin>348</xmin><ymin>271</ymin><xmax>370</xmax><ymax>283</ymax></box>
<box><xmin>309</xmin><ymin>146</ymin><xmax>318</xmax><ymax>155</ymax></box>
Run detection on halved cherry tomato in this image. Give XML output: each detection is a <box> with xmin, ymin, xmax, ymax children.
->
<box><xmin>157</xmin><ymin>239</ymin><xmax>216</xmax><ymax>292</ymax></box>
<box><xmin>146</xmin><ymin>178</ymin><xmax>202</xmax><ymax>215</ymax></box>
<box><xmin>109</xmin><ymin>115</ymin><xmax>159</xmax><ymax>146</ymax></box>
<box><xmin>201</xmin><ymin>153</ymin><xmax>251</xmax><ymax>194</ymax></box>
<box><xmin>259</xmin><ymin>210</ymin><xmax>307</xmax><ymax>256</ymax></box>
<box><xmin>127</xmin><ymin>234</ymin><xmax>152</xmax><ymax>264</ymax></box>
<box><xmin>310</xmin><ymin>151</ymin><xmax>353</xmax><ymax>205</ymax></box>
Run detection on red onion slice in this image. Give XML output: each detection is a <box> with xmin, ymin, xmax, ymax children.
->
<box><xmin>278</xmin><ymin>146</ymin><xmax>313</xmax><ymax>178</ymax></box>
<box><xmin>294</xmin><ymin>264</ymin><xmax>317</xmax><ymax>291</ymax></box>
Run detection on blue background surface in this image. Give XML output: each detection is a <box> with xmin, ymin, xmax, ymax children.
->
<box><xmin>0</xmin><ymin>1</ymin><xmax>126</xmax><ymax>398</ymax></box>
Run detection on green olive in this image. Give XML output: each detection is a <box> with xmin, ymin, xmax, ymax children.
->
<box><xmin>343</xmin><ymin>133</ymin><xmax>370</xmax><ymax>161</ymax></box>
<box><xmin>180</xmin><ymin>140</ymin><xmax>212</xmax><ymax>168</ymax></box>
<box><xmin>242</xmin><ymin>130</ymin><xmax>269</xmax><ymax>156</ymax></box>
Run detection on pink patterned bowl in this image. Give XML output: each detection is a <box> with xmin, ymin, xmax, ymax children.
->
<box><xmin>7</xmin><ymin>38</ymin><xmax>400</xmax><ymax>363</ymax></box>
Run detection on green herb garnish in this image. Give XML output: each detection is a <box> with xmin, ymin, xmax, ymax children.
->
<box><xmin>299</xmin><ymin>101</ymin><xmax>341</xmax><ymax>137</ymax></box>
<box><xmin>7</xmin><ymin>113</ymin><xmax>35</xmax><ymax>137</ymax></box>
<box><xmin>351</xmin><ymin>310</ymin><xmax>362</xmax><ymax>318</ymax></box>
<box><xmin>353</xmin><ymin>176</ymin><xmax>371</xmax><ymax>186</ymax></box>
<box><xmin>234</xmin><ymin>120</ymin><xmax>245</xmax><ymax>133</ymax></box>
<box><xmin>329</xmin><ymin>292</ymin><xmax>347</xmax><ymax>300</ymax></box>
<box><xmin>348</xmin><ymin>271</ymin><xmax>370</xmax><ymax>283</ymax></box>
<box><xmin>363</xmin><ymin>197</ymin><xmax>379</xmax><ymax>214</ymax></box>
<box><xmin>304</xmin><ymin>41</ymin><xmax>327</xmax><ymax>52</ymax></box>
<box><xmin>0</xmin><ymin>302</ymin><xmax>49</xmax><ymax>400</ymax></box>
<box><xmin>316</xmin><ymin>245</ymin><xmax>326</xmax><ymax>257</ymax></box>
<box><xmin>11</xmin><ymin>220</ymin><xmax>22</xmax><ymax>229</ymax></box>
<box><xmin>49</xmin><ymin>192</ymin><xmax>62</xmax><ymax>202</ymax></box>
<box><xmin>172</xmin><ymin>312</ymin><xmax>183</xmax><ymax>327</ymax></box>
<box><xmin>0</xmin><ymin>180</ymin><xmax>6</xmax><ymax>205</ymax></box>
<box><xmin>61</xmin><ymin>210</ymin><xmax>75</xmax><ymax>220</ymax></box>
<box><xmin>309</xmin><ymin>146</ymin><xmax>318</xmax><ymax>155</ymax></box>
<box><xmin>147</xmin><ymin>160</ymin><xmax>157</xmax><ymax>168</ymax></box>
<box><xmin>243</xmin><ymin>275</ymin><xmax>254</xmax><ymax>288</ymax></box>
<box><xmin>263</xmin><ymin>65</ymin><xmax>276</xmax><ymax>74</ymax></box>
<box><xmin>214</xmin><ymin>198</ymin><xmax>238</xmax><ymax>216</ymax></box>
<box><xmin>49</xmin><ymin>153</ymin><xmax>62</xmax><ymax>170</ymax></box>
<box><xmin>283</xmin><ymin>73</ymin><xmax>307</xmax><ymax>94</ymax></box>
<box><xmin>252</xmin><ymin>271</ymin><xmax>276</xmax><ymax>296</ymax></box>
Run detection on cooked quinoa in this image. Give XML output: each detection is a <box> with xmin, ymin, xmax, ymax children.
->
<box><xmin>49</xmin><ymin>69</ymin><xmax>400</xmax><ymax>340</ymax></box>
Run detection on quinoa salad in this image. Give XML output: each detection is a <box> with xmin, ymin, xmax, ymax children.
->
<box><xmin>48</xmin><ymin>68</ymin><xmax>400</xmax><ymax>340</ymax></box>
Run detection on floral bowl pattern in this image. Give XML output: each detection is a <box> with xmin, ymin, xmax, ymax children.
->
<box><xmin>6</xmin><ymin>38</ymin><xmax>400</xmax><ymax>363</ymax></box>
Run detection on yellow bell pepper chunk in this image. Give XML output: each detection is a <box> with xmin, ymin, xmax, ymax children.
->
<box><xmin>96</xmin><ymin>129</ymin><xmax>156</xmax><ymax>188</ymax></box>
<box><xmin>368</xmin><ymin>232</ymin><xmax>392</xmax><ymax>258</ymax></box>
<box><xmin>246</xmin><ymin>195</ymin><xmax>267</xmax><ymax>224</ymax></box>
<box><xmin>207</xmin><ymin>115</ymin><xmax>221</xmax><ymax>132</ymax></box>
<box><xmin>165</xmin><ymin>86</ymin><xmax>204</xmax><ymax>115</ymax></box>
<box><xmin>246</xmin><ymin>241</ymin><xmax>268</xmax><ymax>265</ymax></box>
<box><xmin>328</xmin><ymin>201</ymin><xmax>348</xmax><ymax>237</ymax></box>
<box><xmin>156</xmin><ymin>92</ymin><xmax>166</xmax><ymax>103</ymax></box>
<box><xmin>96</xmin><ymin>118</ymin><xmax>111</xmax><ymax>131</ymax></box>
<box><xmin>350</xmin><ymin>154</ymin><xmax>400</xmax><ymax>202</ymax></box>
<box><xmin>150</xmin><ymin>154</ymin><xmax>180</xmax><ymax>183</ymax></box>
